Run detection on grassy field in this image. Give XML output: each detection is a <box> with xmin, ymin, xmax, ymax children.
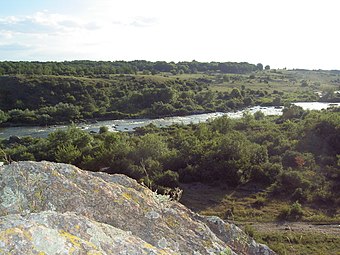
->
<box><xmin>249</xmin><ymin>227</ymin><xmax>340</xmax><ymax>255</ymax></box>
<box><xmin>172</xmin><ymin>69</ymin><xmax>340</xmax><ymax>105</ymax></box>
<box><xmin>180</xmin><ymin>182</ymin><xmax>340</xmax><ymax>255</ymax></box>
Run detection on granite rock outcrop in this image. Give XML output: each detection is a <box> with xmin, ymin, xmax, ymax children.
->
<box><xmin>0</xmin><ymin>161</ymin><xmax>275</xmax><ymax>255</ymax></box>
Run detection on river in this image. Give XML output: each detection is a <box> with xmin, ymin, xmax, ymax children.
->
<box><xmin>0</xmin><ymin>102</ymin><xmax>338</xmax><ymax>139</ymax></box>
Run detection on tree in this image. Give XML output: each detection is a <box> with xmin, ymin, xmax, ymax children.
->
<box><xmin>99</xmin><ymin>126</ymin><xmax>109</xmax><ymax>134</ymax></box>
<box><xmin>155</xmin><ymin>170</ymin><xmax>179</xmax><ymax>188</ymax></box>
<box><xmin>210</xmin><ymin>116</ymin><xmax>233</xmax><ymax>134</ymax></box>
<box><xmin>54</xmin><ymin>103</ymin><xmax>81</xmax><ymax>121</ymax></box>
<box><xmin>230</xmin><ymin>88</ymin><xmax>243</xmax><ymax>99</ymax></box>
<box><xmin>265</xmin><ymin>65</ymin><xmax>270</xmax><ymax>70</ymax></box>
<box><xmin>301</xmin><ymin>80</ymin><xmax>309</xmax><ymax>87</ymax></box>
<box><xmin>55</xmin><ymin>143</ymin><xmax>82</xmax><ymax>164</ymax></box>
<box><xmin>8</xmin><ymin>109</ymin><xmax>37</xmax><ymax>124</ymax></box>
<box><xmin>254</xmin><ymin>110</ymin><xmax>265</xmax><ymax>120</ymax></box>
<box><xmin>272</xmin><ymin>97</ymin><xmax>281</xmax><ymax>106</ymax></box>
<box><xmin>47</xmin><ymin>126</ymin><xmax>93</xmax><ymax>158</ymax></box>
<box><xmin>150</xmin><ymin>102</ymin><xmax>175</xmax><ymax>116</ymax></box>
<box><xmin>131</xmin><ymin>133</ymin><xmax>172</xmax><ymax>162</ymax></box>
<box><xmin>0</xmin><ymin>110</ymin><xmax>8</xmax><ymax>123</ymax></box>
<box><xmin>256</xmin><ymin>63</ymin><xmax>263</xmax><ymax>71</ymax></box>
<box><xmin>282</xmin><ymin>105</ymin><xmax>304</xmax><ymax>120</ymax></box>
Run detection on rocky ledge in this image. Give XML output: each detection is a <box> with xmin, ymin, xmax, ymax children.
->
<box><xmin>0</xmin><ymin>161</ymin><xmax>275</xmax><ymax>255</ymax></box>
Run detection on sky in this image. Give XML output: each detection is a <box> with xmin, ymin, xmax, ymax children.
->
<box><xmin>0</xmin><ymin>0</ymin><xmax>339</xmax><ymax>70</ymax></box>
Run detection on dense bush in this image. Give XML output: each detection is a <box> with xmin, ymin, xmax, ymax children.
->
<box><xmin>154</xmin><ymin>170</ymin><xmax>179</xmax><ymax>188</ymax></box>
<box><xmin>0</xmin><ymin>74</ymin><xmax>264</xmax><ymax>125</ymax></box>
<box><xmin>0</xmin><ymin>110</ymin><xmax>338</xmax><ymax>210</ymax></box>
<box><xmin>278</xmin><ymin>201</ymin><xmax>304</xmax><ymax>221</ymax></box>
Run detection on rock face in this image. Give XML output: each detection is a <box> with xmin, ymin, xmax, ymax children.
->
<box><xmin>0</xmin><ymin>161</ymin><xmax>275</xmax><ymax>255</ymax></box>
<box><xmin>0</xmin><ymin>211</ymin><xmax>174</xmax><ymax>254</ymax></box>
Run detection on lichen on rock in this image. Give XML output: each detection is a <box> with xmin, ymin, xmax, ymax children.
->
<box><xmin>0</xmin><ymin>211</ymin><xmax>175</xmax><ymax>254</ymax></box>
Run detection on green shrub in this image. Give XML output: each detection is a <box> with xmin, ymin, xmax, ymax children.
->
<box><xmin>277</xmin><ymin>206</ymin><xmax>290</xmax><ymax>221</ymax></box>
<box><xmin>252</xmin><ymin>196</ymin><xmax>266</xmax><ymax>208</ymax></box>
<box><xmin>289</xmin><ymin>201</ymin><xmax>304</xmax><ymax>220</ymax></box>
<box><xmin>272</xmin><ymin>171</ymin><xmax>311</xmax><ymax>196</ymax></box>
<box><xmin>179</xmin><ymin>165</ymin><xmax>199</xmax><ymax>183</ymax></box>
<box><xmin>291</xmin><ymin>188</ymin><xmax>307</xmax><ymax>203</ymax></box>
<box><xmin>99</xmin><ymin>126</ymin><xmax>109</xmax><ymax>134</ymax></box>
<box><xmin>55</xmin><ymin>143</ymin><xmax>81</xmax><ymax>164</ymax></box>
<box><xmin>244</xmin><ymin>224</ymin><xmax>256</xmax><ymax>238</ymax></box>
<box><xmin>250</xmin><ymin>162</ymin><xmax>282</xmax><ymax>185</ymax></box>
<box><xmin>282</xmin><ymin>150</ymin><xmax>301</xmax><ymax>168</ymax></box>
<box><xmin>254</xmin><ymin>110</ymin><xmax>265</xmax><ymax>120</ymax></box>
<box><xmin>312</xmin><ymin>189</ymin><xmax>335</xmax><ymax>206</ymax></box>
<box><xmin>278</xmin><ymin>201</ymin><xmax>304</xmax><ymax>221</ymax></box>
<box><xmin>155</xmin><ymin>170</ymin><xmax>179</xmax><ymax>188</ymax></box>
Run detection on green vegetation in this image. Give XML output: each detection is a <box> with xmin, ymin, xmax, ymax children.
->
<box><xmin>0</xmin><ymin>61</ymin><xmax>339</xmax><ymax>126</ymax></box>
<box><xmin>1</xmin><ymin>108</ymin><xmax>339</xmax><ymax>212</ymax></box>
<box><xmin>0</xmin><ymin>60</ymin><xmax>260</xmax><ymax>76</ymax></box>
<box><xmin>2</xmin><ymin>107</ymin><xmax>338</xmax><ymax>255</ymax></box>
<box><xmin>0</xmin><ymin>60</ymin><xmax>339</xmax><ymax>254</ymax></box>
<box><xmin>244</xmin><ymin>226</ymin><xmax>340</xmax><ymax>255</ymax></box>
<box><xmin>278</xmin><ymin>201</ymin><xmax>304</xmax><ymax>221</ymax></box>
<box><xmin>0</xmin><ymin>74</ymin><xmax>268</xmax><ymax>125</ymax></box>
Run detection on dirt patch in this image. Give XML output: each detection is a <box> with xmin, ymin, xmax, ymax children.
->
<box><xmin>242</xmin><ymin>222</ymin><xmax>340</xmax><ymax>236</ymax></box>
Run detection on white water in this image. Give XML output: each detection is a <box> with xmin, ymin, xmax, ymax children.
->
<box><xmin>0</xmin><ymin>102</ymin><xmax>338</xmax><ymax>139</ymax></box>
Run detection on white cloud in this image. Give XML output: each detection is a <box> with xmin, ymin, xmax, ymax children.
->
<box><xmin>0</xmin><ymin>12</ymin><xmax>101</xmax><ymax>35</ymax></box>
<box><xmin>0</xmin><ymin>43</ymin><xmax>32</xmax><ymax>51</ymax></box>
<box><xmin>128</xmin><ymin>17</ymin><xmax>159</xmax><ymax>28</ymax></box>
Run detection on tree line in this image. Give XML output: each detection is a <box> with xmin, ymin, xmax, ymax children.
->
<box><xmin>0</xmin><ymin>60</ymin><xmax>263</xmax><ymax>76</ymax></box>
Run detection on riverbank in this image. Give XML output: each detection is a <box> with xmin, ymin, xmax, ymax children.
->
<box><xmin>1</xmin><ymin>102</ymin><xmax>339</xmax><ymax>139</ymax></box>
<box><xmin>0</xmin><ymin>109</ymin><xmax>217</xmax><ymax>128</ymax></box>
